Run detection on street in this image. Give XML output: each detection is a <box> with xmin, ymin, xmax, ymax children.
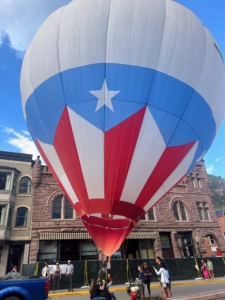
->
<box><xmin>54</xmin><ymin>282</ymin><xmax>225</xmax><ymax>299</ymax></box>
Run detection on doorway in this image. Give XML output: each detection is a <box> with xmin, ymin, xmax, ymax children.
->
<box><xmin>7</xmin><ymin>245</ymin><xmax>24</xmax><ymax>273</ymax></box>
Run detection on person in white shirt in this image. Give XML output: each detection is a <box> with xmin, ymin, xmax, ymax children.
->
<box><xmin>153</xmin><ymin>261</ymin><xmax>170</xmax><ymax>298</ymax></box>
<box><xmin>42</xmin><ymin>263</ymin><xmax>50</xmax><ymax>278</ymax></box>
<box><xmin>66</xmin><ymin>260</ymin><xmax>74</xmax><ymax>292</ymax></box>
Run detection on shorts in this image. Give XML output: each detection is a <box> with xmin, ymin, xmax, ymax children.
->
<box><xmin>160</xmin><ymin>281</ymin><xmax>171</xmax><ymax>289</ymax></box>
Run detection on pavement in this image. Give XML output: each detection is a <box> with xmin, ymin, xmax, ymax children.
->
<box><xmin>48</xmin><ymin>276</ymin><xmax>225</xmax><ymax>298</ymax></box>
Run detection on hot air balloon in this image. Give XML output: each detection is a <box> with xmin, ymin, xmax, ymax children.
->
<box><xmin>20</xmin><ymin>0</ymin><xmax>225</xmax><ymax>256</ymax></box>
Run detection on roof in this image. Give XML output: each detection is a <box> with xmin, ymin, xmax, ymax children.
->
<box><xmin>0</xmin><ymin>151</ymin><xmax>34</xmax><ymax>164</ymax></box>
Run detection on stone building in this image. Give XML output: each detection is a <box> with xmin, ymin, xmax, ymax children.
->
<box><xmin>0</xmin><ymin>151</ymin><xmax>34</xmax><ymax>276</ymax></box>
<box><xmin>29</xmin><ymin>156</ymin><xmax>225</xmax><ymax>263</ymax></box>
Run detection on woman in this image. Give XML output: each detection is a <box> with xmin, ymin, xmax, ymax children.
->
<box><xmin>137</xmin><ymin>265</ymin><xmax>145</xmax><ymax>299</ymax></box>
<box><xmin>89</xmin><ymin>279</ymin><xmax>106</xmax><ymax>300</ymax></box>
<box><xmin>53</xmin><ymin>263</ymin><xmax>61</xmax><ymax>292</ymax></box>
<box><xmin>153</xmin><ymin>261</ymin><xmax>170</xmax><ymax>298</ymax></box>
<box><xmin>201</xmin><ymin>260</ymin><xmax>210</xmax><ymax>280</ymax></box>
<box><xmin>143</xmin><ymin>262</ymin><xmax>152</xmax><ymax>296</ymax></box>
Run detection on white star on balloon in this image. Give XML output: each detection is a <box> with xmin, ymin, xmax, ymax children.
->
<box><xmin>89</xmin><ymin>80</ymin><xmax>120</xmax><ymax>112</ymax></box>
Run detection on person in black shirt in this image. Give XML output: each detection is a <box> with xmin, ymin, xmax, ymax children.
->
<box><xmin>143</xmin><ymin>262</ymin><xmax>152</xmax><ymax>296</ymax></box>
<box><xmin>89</xmin><ymin>279</ymin><xmax>106</xmax><ymax>300</ymax></box>
<box><xmin>137</xmin><ymin>265</ymin><xmax>145</xmax><ymax>299</ymax></box>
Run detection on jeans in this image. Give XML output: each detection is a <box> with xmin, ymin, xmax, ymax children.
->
<box><xmin>91</xmin><ymin>298</ymin><xmax>106</xmax><ymax>300</ymax></box>
<box><xmin>53</xmin><ymin>275</ymin><xmax>60</xmax><ymax>291</ymax></box>
<box><xmin>108</xmin><ymin>292</ymin><xmax>117</xmax><ymax>300</ymax></box>
<box><xmin>66</xmin><ymin>274</ymin><xmax>73</xmax><ymax>290</ymax></box>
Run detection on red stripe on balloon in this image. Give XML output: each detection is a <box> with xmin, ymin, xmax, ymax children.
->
<box><xmin>104</xmin><ymin>106</ymin><xmax>146</xmax><ymax>209</ymax></box>
<box><xmin>36</xmin><ymin>139</ymin><xmax>66</xmax><ymax>194</ymax></box>
<box><xmin>53</xmin><ymin>107</ymin><xmax>89</xmax><ymax>210</ymax></box>
<box><xmin>135</xmin><ymin>141</ymin><xmax>196</xmax><ymax>208</ymax></box>
<box><xmin>83</xmin><ymin>221</ymin><xmax>134</xmax><ymax>256</ymax></box>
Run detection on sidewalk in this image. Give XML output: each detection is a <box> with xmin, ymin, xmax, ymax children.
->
<box><xmin>48</xmin><ymin>277</ymin><xmax>225</xmax><ymax>298</ymax></box>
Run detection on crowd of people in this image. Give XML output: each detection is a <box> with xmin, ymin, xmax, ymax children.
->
<box><xmin>40</xmin><ymin>257</ymin><xmax>216</xmax><ymax>299</ymax></box>
<box><xmin>137</xmin><ymin>257</ymin><xmax>172</xmax><ymax>299</ymax></box>
<box><xmin>41</xmin><ymin>260</ymin><xmax>74</xmax><ymax>293</ymax></box>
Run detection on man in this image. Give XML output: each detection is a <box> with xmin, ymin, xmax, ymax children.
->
<box><xmin>42</xmin><ymin>263</ymin><xmax>50</xmax><ymax>278</ymax></box>
<box><xmin>66</xmin><ymin>260</ymin><xmax>74</xmax><ymax>292</ymax></box>
<box><xmin>207</xmin><ymin>259</ymin><xmax>214</xmax><ymax>278</ymax></box>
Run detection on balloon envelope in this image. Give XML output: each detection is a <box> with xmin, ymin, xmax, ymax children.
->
<box><xmin>21</xmin><ymin>0</ymin><xmax>225</xmax><ymax>256</ymax></box>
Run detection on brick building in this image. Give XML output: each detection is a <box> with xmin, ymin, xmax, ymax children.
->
<box><xmin>0</xmin><ymin>151</ymin><xmax>34</xmax><ymax>276</ymax></box>
<box><xmin>29</xmin><ymin>156</ymin><xmax>225</xmax><ymax>263</ymax></box>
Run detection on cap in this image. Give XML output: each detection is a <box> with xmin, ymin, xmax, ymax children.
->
<box><xmin>68</xmin><ymin>260</ymin><xmax>71</xmax><ymax>262</ymax></box>
<box><xmin>56</xmin><ymin>263</ymin><xmax>59</xmax><ymax>265</ymax></box>
<box><xmin>45</xmin><ymin>262</ymin><xmax>48</xmax><ymax>265</ymax></box>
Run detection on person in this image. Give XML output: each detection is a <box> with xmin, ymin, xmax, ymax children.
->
<box><xmin>66</xmin><ymin>260</ymin><xmax>74</xmax><ymax>292</ymax></box>
<box><xmin>207</xmin><ymin>259</ymin><xmax>214</xmax><ymax>278</ymax></box>
<box><xmin>137</xmin><ymin>265</ymin><xmax>145</xmax><ymax>299</ymax></box>
<box><xmin>42</xmin><ymin>263</ymin><xmax>50</xmax><ymax>278</ymax></box>
<box><xmin>53</xmin><ymin>263</ymin><xmax>61</xmax><ymax>292</ymax></box>
<box><xmin>89</xmin><ymin>278</ymin><xmax>106</xmax><ymax>300</ymax></box>
<box><xmin>105</xmin><ymin>275</ymin><xmax>117</xmax><ymax>300</ymax></box>
<box><xmin>153</xmin><ymin>261</ymin><xmax>170</xmax><ymax>298</ymax></box>
<box><xmin>201</xmin><ymin>260</ymin><xmax>210</xmax><ymax>279</ymax></box>
<box><xmin>11</xmin><ymin>266</ymin><xmax>17</xmax><ymax>272</ymax></box>
<box><xmin>155</xmin><ymin>257</ymin><xmax>172</xmax><ymax>298</ymax></box>
<box><xmin>143</xmin><ymin>262</ymin><xmax>152</xmax><ymax>296</ymax></box>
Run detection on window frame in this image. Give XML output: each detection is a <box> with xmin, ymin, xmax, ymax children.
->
<box><xmin>196</xmin><ymin>202</ymin><xmax>210</xmax><ymax>221</ymax></box>
<box><xmin>0</xmin><ymin>171</ymin><xmax>12</xmax><ymax>191</ymax></box>
<box><xmin>15</xmin><ymin>207</ymin><xmax>28</xmax><ymax>228</ymax></box>
<box><xmin>19</xmin><ymin>176</ymin><xmax>31</xmax><ymax>194</ymax></box>
<box><xmin>52</xmin><ymin>195</ymin><xmax>74</xmax><ymax>220</ymax></box>
<box><xmin>173</xmin><ymin>200</ymin><xmax>188</xmax><ymax>221</ymax></box>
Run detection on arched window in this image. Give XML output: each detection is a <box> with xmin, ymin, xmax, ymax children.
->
<box><xmin>52</xmin><ymin>196</ymin><xmax>62</xmax><ymax>219</ymax></box>
<box><xmin>52</xmin><ymin>195</ymin><xmax>74</xmax><ymax>219</ymax></box>
<box><xmin>15</xmin><ymin>207</ymin><xmax>28</xmax><ymax>227</ymax></box>
<box><xmin>19</xmin><ymin>177</ymin><xmax>31</xmax><ymax>194</ymax></box>
<box><xmin>173</xmin><ymin>201</ymin><xmax>188</xmax><ymax>221</ymax></box>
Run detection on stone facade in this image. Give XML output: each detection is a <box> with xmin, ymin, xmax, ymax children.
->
<box><xmin>29</xmin><ymin>157</ymin><xmax>225</xmax><ymax>262</ymax></box>
<box><xmin>0</xmin><ymin>151</ymin><xmax>34</xmax><ymax>276</ymax></box>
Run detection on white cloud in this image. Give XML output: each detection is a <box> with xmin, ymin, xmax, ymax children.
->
<box><xmin>2</xmin><ymin>126</ymin><xmax>43</xmax><ymax>163</ymax></box>
<box><xmin>0</xmin><ymin>0</ymin><xmax>71</xmax><ymax>52</ymax></box>
<box><xmin>206</xmin><ymin>164</ymin><xmax>215</xmax><ymax>174</ymax></box>
<box><xmin>215</xmin><ymin>156</ymin><xmax>224</xmax><ymax>162</ymax></box>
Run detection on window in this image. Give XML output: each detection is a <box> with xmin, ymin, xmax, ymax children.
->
<box><xmin>64</xmin><ymin>198</ymin><xmax>73</xmax><ymax>219</ymax></box>
<box><xmin>140</xmin><ymin>214</ymin><xmax>146</xmax><ymax>220</ymax></box>
<box><xmin>52</xmin><ymin>195</ymin><xmax>74</xmax><ymax>219</ymax></box>
<box><xmin>52</xmin><ymin>196</ymin><xmax>62</xmax><ymax>219</ymax></box>
<box><xmin>173</xmin><ymin>201</ymin><xmax>188</xmax><ymax>221</ymax></box>
<box><xmin>209</xmin><ymin>235</ymin><xmax>215</xmax><ymax>245</ymax></box>
<box><xmin>148</xmin><ymin>208</ymin><xmax>155</xmax><ymax>221</ymax></box>
<box><xmin>223</xmin><ymin>232</ymin><xmax>225</xmax><ymax>239</ymax></box>
<box><xmin>196</xmin><ymin>202</ymin><xmax>210</xmax><ymax>221</ymax></box>
<box><xmin>0</xmin><ymin>205</ymin><xmax>6</xmax><ymax>226</ymax></box>
<box><xmin>0</xmin><ymin>172</ymin><xmax>12</xmax><ymax>190</ymax></box>
<box><xmin>19</xmin><ymin>177</ymin><xmax>31</xmax><ymax>194</ymax></box>
<box><xmin>15</xmin><ymin>207</ymin><xmax>28</xmax><ymax>227</ymax></box>
<box><xmin>197</xmin><ymin>179</ymin><xmax>201</xmax><ymax>188</ymax></box>
<box><xmin>192</xmin><ymin>178</ymin><xmax>196</xmax><ymax>187</ymax></box>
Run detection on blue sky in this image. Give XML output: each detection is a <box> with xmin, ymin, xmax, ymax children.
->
<box><xmin>0</xmin><ymin>0</ymin><xmax>225</xmax><ymax>177</ymax></box>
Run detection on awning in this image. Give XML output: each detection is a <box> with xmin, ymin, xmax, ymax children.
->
<box><xmin>39</xmin><ymin>231</ymin><xmax>157</xmax><ymax>240</ymax></box>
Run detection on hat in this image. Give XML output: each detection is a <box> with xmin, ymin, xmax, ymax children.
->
<box><xmin>56</xmin><ymin>263</ymin><xmax>59</xmax><ymax>265</ymax></box>
<box><xmin>68</xmin><ymin>260</ymin><xmax>71</xmax><ymax>262</ymax></box>
<box><xmin>45</xmin><ymin>262</ymin><xmax>48</xmax><ymax>265</ymax></box>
